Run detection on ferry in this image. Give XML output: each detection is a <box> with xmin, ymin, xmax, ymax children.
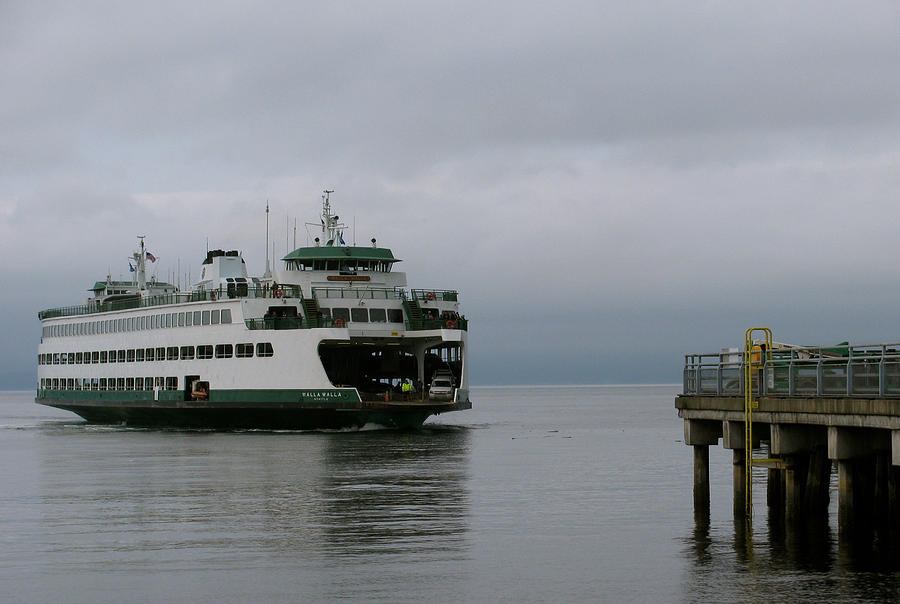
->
<box><xmin>35</xmin><ymin>192</ymin><xmax>471</xmax><ymax>429</ymax></box>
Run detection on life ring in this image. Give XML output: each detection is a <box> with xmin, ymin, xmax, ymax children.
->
<box><xmin>334</xmin><ymin>318</ymin><xmax>345</xmax><ymax>328</ymax></box>
<box><xmin>425</xmin><ymin>291</ymin><xmax>435</xmax><ymax>301</ymax></box>
<box><xmin>446</xmin><ymin>320</ymin><xmax>456</xmax><ymax>329</ymax></box>
<box><xmin>273</xmin><ymin>288</ymin><xmax>284</xmax><ymax>298</ymax></box>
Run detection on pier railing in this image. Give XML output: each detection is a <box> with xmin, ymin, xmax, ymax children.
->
<box><xmin>683</xmin><ymin>342</ymin><xmax>900</xmax><ymax>398</ymax></box>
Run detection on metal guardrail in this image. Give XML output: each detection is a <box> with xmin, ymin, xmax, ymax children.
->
<box><xmin>39</xmin><ymin>285</ymin><xmax>303</xmax><ymax>319</ymax></box>
<box><xmin>312</xmin><ymin>287</ymin><xmax>404</xmax><ymax>300</ymax></box>
<box><xmin>411</xmin><ymin>289</ymin><xmax>459</xmax><ymax>302</ymax></box>
<box><xmin>683</xmin><ymin>342</ymin><xmax>900</xmax><ymax>398</ymax></box>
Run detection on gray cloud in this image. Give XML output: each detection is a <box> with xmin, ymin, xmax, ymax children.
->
<box><xmin>2</xmin><ymin>1</ymin><xmax>899</xmax><ymax>387</ymax></box>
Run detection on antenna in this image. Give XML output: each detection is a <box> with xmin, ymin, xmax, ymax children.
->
<box><xmin>264</xmin><ymin>202</ymin><xmax>271</xmax><ymax>279</ymax></box>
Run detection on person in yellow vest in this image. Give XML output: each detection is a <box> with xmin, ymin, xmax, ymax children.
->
<box><xmin>401</xmin><ymin>380</ymin><xmax>411</xmax><ymax>400</ymax></box>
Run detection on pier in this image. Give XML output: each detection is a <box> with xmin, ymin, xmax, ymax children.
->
<box><xmin>676</xmin><ymin>331</ymin><xmax>900</xmax><ymax>544</ymax></box>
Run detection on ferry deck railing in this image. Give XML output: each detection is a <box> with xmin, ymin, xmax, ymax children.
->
<box><xmin>39</xmin><ymin>285</ymin><xmax>302</xmax><ymax>319</ymax></box>
<box><xmin>683</xmin><ymin>342</ymin><xmax>900</xmax><ymax>398</ymax></box>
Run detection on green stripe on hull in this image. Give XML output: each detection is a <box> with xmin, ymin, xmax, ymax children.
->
<box><xmin>36</xmin><ymin>388</ymin><xmax>362</xmax><ymax>404</ymax></box>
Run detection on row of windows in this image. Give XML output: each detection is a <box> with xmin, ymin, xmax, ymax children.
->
<box><xmin>43</xmin><ymin>308</ymin><xmax>234</xmax><ymax>338</ymax></box>
<box><xmin>322</xmin><ymin>307</ymin><xmax>403</xmax><ymax>323</ymax></box>
<box><xmin>39</xmin><ymin>343</ymin><xmax>274</xmax><ymax>365</ymax></box>
<box><xmin>41</xmin><ymin>377</ymin><xmax>179</xmax><ymax>391</ymax></box>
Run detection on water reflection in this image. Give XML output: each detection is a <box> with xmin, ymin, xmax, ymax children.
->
<box><xmin>33</xmin><ymin>425</ymin><xmax>471</xmax><ymax>577</ymax></box>
<box><xmin>318</xmin><ymin>427</ymin><xmax>471</xmax><ymax>559</ymax></box>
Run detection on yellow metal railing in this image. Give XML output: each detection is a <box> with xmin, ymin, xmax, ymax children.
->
<box><xmin>743</xmin><ymin>327</ymin><xmax>784</xmax><ymax>522</ymax></box>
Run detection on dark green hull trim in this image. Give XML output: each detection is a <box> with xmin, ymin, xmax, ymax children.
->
<box><xmin>36</xmin><ymin>397</ymin><xmax>471</xmax><ymax>430</ymax></box>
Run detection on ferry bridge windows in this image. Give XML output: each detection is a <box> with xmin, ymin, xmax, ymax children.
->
<box><xmin>332</xmin><ymin>308</ymin><xmax>350</xmax><ymax>323</ymax></box>
<box><xmin>180</xmin><ymin>346</ymin><xmax>194</xmax><ymax>360</ymax></box>
<box><xmin>368</xmin><ymin>308</ymin><xmax>387</xmax><ymax>323</ymax></box>
<box><xmin>211</xmin><ymin>310</ymin><xmax>220</xmax><ymax>325</ymax></box>
<box><xmin>351</xmin><ymin>308</ymin><xmax>368</xmax><ymax>323</ymax></box>
<box><xmin>193</xmin><ymin>311</ymin><xmax>201</xmax><ymax>325</ymax></box>
<box><xmin>236</xmin><ymin>343</ymin><xmax>254</xmax><ymax>358</ymax></box>
<box><xmin>387</xmin><ymin>309</ymin><xmax>403</xmax><ymax>323</ymax></box>
<box><xmin>197</xmin><ymin>345</ymin><xmax>213</xmax><ymax>360</ymax></box>
<box><xmin>222</xmin><ymin>309</ymin><xmax>232</xmax><ymax>324</ymax></box>
<box><xmin>215</xmin><ymin>344</ymin><xmax>233</xmax><ymax>359</ymax></box>
<box><xmin>256</xmin><ymin>342</ymin><xmax>274</xmax><ymax>358</ymax></box>
<box><xmin>185</xmin><ymin>312</ymin><xmax>193</xmax><ymax>326</ymax></box>
<box><xmin>202</xmin><ymin>311</ymin><xmax>210</xmax><ymax>325</ymax></box>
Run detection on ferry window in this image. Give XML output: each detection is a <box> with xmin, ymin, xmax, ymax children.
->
<box><xmin>165</xmin><ymin>377</ymin><xmax>178</xmax><ymax>390</ymax></box>
<box><xmin>67</xmin><ymin>378</ymin><xmax>74</xmax><ymax>390</ymax></box>
<box><xmin>75</xmin><ymin>352</ymin><xmax>83</xmax><ymax>364</ymax></box>
<box><xmin>256</xmin><ymin>342</ymin><xmax>274</xmax><ymax>357</ymax></box>
<box><xmin>193</xmin><ymin>311</ymin><xmax>201</xmax><ymax>325</ymax></box>
<box><xmin>166</xmin><ymin>347</ymin><xmax>178</xmax><ymax>360</ymax></box>
<box><xmin>107</xmin><ymin>350</ymin><xmax>115</xmax><ymax>363</ymax></box>
<box><xmin>351</xmin><ymin>308</ymin><xmax>368</xmax><ymax>323</ymax></box>
<box><xmin>156</xmin><ymin>347</ymin><xmax>165</xmax><ymax>360</ymax></box>
<box><xmin>236</xmin><ymin>343</ymin><xmax>253</xmax><ymax>358</ymax></box>
<box><xmin>145</xmin><ymin>377</ymin><xmax>153</xmax><ymax>390</ymax></box>
<box><xmin>51</xmin><ymin>353</ymin><xmax>58</xmax><ymax>365</ymax></box>
<box><xmin>98</xmin><ymin>351</ymin><xmax>106</xmax><ymax>363</ymax></box>
<box><xmin>99</xmin><ymin>378</ymin><xmax>106</xmax><ymax>390</ymax></box>
<box><xmin>211</xmin><ymin>310</ymin><xmax>220</xmax><ymax>325</ymax></box>
<box><xmin>202</xmin><ymin>311</ymin><xmax>210</xmax><ymax>325</ymax></box>
<box><xmin>387</xmin><ymin>309</ymin><xmax>404</xmax><ymax>323</ymax></box>
<box><xmin>319</xmin><ymin>308</ymin><xmax>331</xmax><ymax>318</ymax></box>
<box><xmin>136</xmin><ymin>349</ymin><xmax>144</xmax><ymax>362</ymax></box>
<box><xmin>221</xmin><ymin>309</ymin><xmax>232</xmax><ymax>324</ymax></box>
<box><xmin>180</xmin><ymin>346</ymin><xmax>194</xmax><ymax>360</ymax></box>
<box><xmin>151</xmin><ymin>315</ymin><xmax>158</xmax><ymax>329</ymax></box>
<box><xmin>126</xmin><ymin>378</ymin><xmax>134</xmax><ymax>390</ymax></box>
<box><xmin>185</xmin><ymin>312</ymin><xmax>193</xmax><ymax>326</ymax></box>
<box><xmin>197</xmin><ymin>345</ymin><xmax>213</xmax><ymax>360</ymax></box>
<box><xmin>125</xmin><ymin>349</ymin><xmax>134</xmax><ymax>362</ymax></box>
<box><xmin>117</xmin><ymin>350</ymin><xmax>126</xmax><ymax>363</ymax></box>
<box><xmin>52</xmin><ymin>378</ymin><xmax>59</xmax><ymax>390</ymax></box>
<box><xmin>145</xmin><ymin>348</ymin><xmax>155</xmax><ymax>362</ymax></box>
<box><xmin>83</xmin><ymin>351</ymin><xmax>91</xmax><ymax>364</ymax></box>
<box><xmin>332</xmin><ymin>308</ymin><xmax>350</xmax><ymax>322</ymax></box>
<box><xmin>59</xmin><ymin>353</ymin><xmax>66</xmax><ymax>365</ymax></box>
<box><xmin>178</xmin><ymin>312</ymin><xmax>185</xmax><ymax>327</ymax></box>
<box><xmin>135</xmin><ymin>377</ymin><xmax>143</xmax><ymax>390</ymax></box>
<box><xmin>215</xmin><ymin>344</ymin><xmax>233</xmax><ymax>359</ymax></box>
<box><xmin>118</xmin><ymin>319</ymin><xmax>124</xmax><ymax>332</ymax></box>
<box><xmin>170</xmin><ymin>312</ymin><xmax>177</xmax><ymax>327</ymax></box>
<box><xmin>155</xmin><ymin>377</ymin><xmax>163</xmax><ymax>389</ymax></box>
<box><xmin>369</xmin><ymin>308</ymin><xmax>386</xmax><ymax>323</ymax></box>
<box><xmin>117</xmin><ymin>378</ymin><xmax>125</xmax><ymax>391</ymax></box>
<box><xmin>68</xmin><ymin>353</ymin><xmax>75</xmax><ymax>364</ymax></box>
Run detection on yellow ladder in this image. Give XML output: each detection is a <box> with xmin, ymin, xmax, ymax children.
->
<box><xmin>743</xmin><ymin>327</ymin><xmax>780</xmax><ymax>522</ymax></box>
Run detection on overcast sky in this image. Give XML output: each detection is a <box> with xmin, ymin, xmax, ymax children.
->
<box><xmin>2</xmin><ymin>2</ymin><xmax>899</xmax><ymax>388</ymax></box>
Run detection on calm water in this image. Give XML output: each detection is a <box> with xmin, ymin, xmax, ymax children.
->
<box><xmin>1</xmin><ymin>385</ymin><xmax>898</xmax><ymax>603</ymax></box>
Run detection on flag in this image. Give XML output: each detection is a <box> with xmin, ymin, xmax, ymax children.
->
<box><xmin>128</xmin><ymin>262</ymin><xmax>135</xmax><ymax>272</ymax></box>
<box><xmin>146</xmin><ymin>252</ymin><xmax>157</xmax><ymax>262</ymax></box>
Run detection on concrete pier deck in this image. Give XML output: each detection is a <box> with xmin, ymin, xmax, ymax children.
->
<box><xmin>678</xmin><ymin>340</ymin><xmax>900</xmax><ymax>541</ymax></box>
